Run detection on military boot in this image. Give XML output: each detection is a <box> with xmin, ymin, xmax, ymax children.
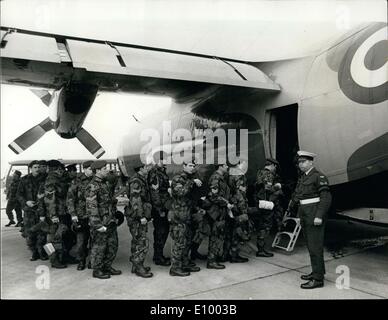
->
<box><xmin>30</xmin><ymin>250</ymin><xmax>40</xmax><ymax>261</ymax></box>
<box><xmin>256</xmin><ymin>249</ymin><xmax>274</xmax><ymax>258</ymax></box>
<box><xmin>190</xmin><ymin>243</ymin><xmax>207</xmax><ymax>261</ymax></box>
<box><xmin>134</xmin><ymin>264</ymin><xmax>153</xmax><ymax>278</ymax></box>
<box><xmin>5</xmin><ymin>221</ymin><xmax>16</xmax><ymax>227</ymax></box>
<box><xmin>154</xmin><ymin>255</ymin><xmax>171</xmax><ymax>266</ymax></box>
<box><xmin>51</xmin><ymin>253</ymin><xmax>67</xmax><ymax>269</ymax></box>
<box><xmin>230</xmin><ymin>255</ymin><xmax>249</xmax><ymax>263</ymax></box>
<box><xmin>77</xmin><ymin>259</ymin><xmax>86</xmax><ymax>271</ymax></box>
<box><xmin>93</xmin><ymin>269</ymin><xmax>110</xmax><ymax>279</ymax></box>
<box><xmin>87</xmin><ymin>261</ymin><xmax>92</xmax><ymax>269</ymax></box>
<box><xmin>183</xmin><ymin>264</ymin><xmax>201</xmax><ymax>272</ymax></box>
<box><xmin>106</xmin><ymin>266</ymin><xmax>122</xmax><ymax>276</ymax></box>
<box><xmin>169</xmin><ymin>267</ymin><xmax>190</xmax><ymax>277</ymax></box>
<box><xmin>38</xmin><ymin>249</ymin><xmax>48</xmax><ymax>261</ymax></box>
<box><xmin>15</xmin><ymin>221</ymin><xmax>22</xmax><ymax>227</ymax></box>
<box><xmin>131</xmin><ymin>263</ymin><xmax>151</xmax><ymax>273</ymax></box>
<box><xmin>207</xmin><ymin>261</ymin><xmax>226</xmax><ymax>269</ymax></box>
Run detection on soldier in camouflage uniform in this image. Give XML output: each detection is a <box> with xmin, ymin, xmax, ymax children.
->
<box><xmin>147</xmin><ymin>156</ymin><xmax>171</xmax><ymax>267</ymax></box>
<box><xmin>86</xmin><ymin>160</ymin><xmax>121</xmax><ymax>279</ymax></box>
<box><xmin>67</xmin><ymin>160</ymin><xmax>94</xmax><ymax>270</ymax></box>
<box><xmin>38</xmin><ymin>160</ymin><xmax>74</xmax><ymax>268</ymax></box>
<box><xmin>17</xmin><ymin>161</ymin><xmax>47</xmax><ymax>261</ymax></box>
<box><xmin>125</xmin><ymin>163</ymin><xmax>153</xmax><ymax>278</ymax></box>
<box><xmin>228</xmin><ymin>160</ymin><xmax>251</xmax><ymax>263</ymax></box>
<box><xmin>5</xmin><ymin>170</ymin><xmax>22</xmax><ymax>227</ymax></box>
<box><xmin>204</xmin><ymin>164</ymin><xmax>233</xmax><ymax>268</ymax></box>
<box><xmin>168</xmin><ymin>159</ymin><xmax>202</xmax><ymax>277</ymax></box>
<box><xmin>254</xmin><ymin>158</ymin><xmax>283</xmax><ymax>257</ymax></box>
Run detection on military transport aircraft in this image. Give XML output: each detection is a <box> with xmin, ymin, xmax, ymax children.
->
<box><xmin>1</xmin><ymin>22</ymin><xmax>387</xmax><ymax>225</ymax></box>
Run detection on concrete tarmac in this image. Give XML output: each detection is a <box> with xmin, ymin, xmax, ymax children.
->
<box><xmin>1</xmin><ymin>190</ymin><xmax>387</xmax><ymax>300</ymax></box>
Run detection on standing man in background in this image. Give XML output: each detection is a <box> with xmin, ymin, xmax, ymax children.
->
<box><xmin>5</xmin><ymin>170</ymin><xmax>22</xmax><ymax>227</ymax></box>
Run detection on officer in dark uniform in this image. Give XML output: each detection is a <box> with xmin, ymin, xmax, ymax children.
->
<box><xmin>289</xmin><ymin>151</ymin><xmax>332</xmax><ymax>289</ymax></box>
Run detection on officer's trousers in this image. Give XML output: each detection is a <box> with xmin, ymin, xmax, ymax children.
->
<box><xmin>298</xmin><ymin>203</ymin><xmax>326</xmax><ymax>281</ymax></box>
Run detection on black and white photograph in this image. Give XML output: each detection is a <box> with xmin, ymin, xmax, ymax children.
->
<box><xmin>1</xmin><ymin>0</ymin><xmax>387</xmax><ymax>304</ymax></box>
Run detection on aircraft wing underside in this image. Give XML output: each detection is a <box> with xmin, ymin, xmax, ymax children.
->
<box><xmin>1</xmin><ymin>27</ymin><xmax>280</xmax><ymax>99</ymax></box>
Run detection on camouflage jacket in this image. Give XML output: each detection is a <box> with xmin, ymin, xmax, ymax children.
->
<box><xmin>86</xmin><ymin>175</ymin><xmax>117</xmax><ymax>230</ymax></box>
<box><xmin>17</xmin><ymin>174</ymin><xmax>42</xmax><ymax>211</ymax></box>
<box><xmin>39</xmin><ymin>172</ymin><xmax>69</xmax><ymax>218</ymax></box>
<box><xmin>126</xmin><ymin>172</ymin><xmax>152</xmax><ymax>221</ymax></box>
<box><xmin>168</xmin><ymin>171</ymin><xmax>197</xmax><ymax>224</ymax></box>
<box><xmin>231</xmin><ymin>190</ymin><xmax>249</xmax><ymax>217</ymax></box>
<box><xmin>208</xmin><ymin>170</ymin><xmax>231</xmax><ymax>206</ymax></box>
<box><xmin>228</xmin><ymin>172</ymin><xmax>247</xmax><ymax>196</ymax></box>
<box><xmin>7</xmin><ymin>175</ymin><xmax>21</xmax><ymax>202</ymax></box>
<box><xmin>67</xmin><ymin>173</ymin><xmax>93</xmax><ymax>219</ymax></box>
<box><xmin>255</xmin><ymin>168</ymin><xmax>282</xmax><ymax>203</ymax></box>
<box><xmin>147</xmin><ymin>165</ymin><xmax>171</xmax><ymax>212</ymax></box>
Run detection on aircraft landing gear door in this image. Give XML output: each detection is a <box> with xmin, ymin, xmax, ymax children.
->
<box><xmin>265</xmin><ymin>104</ymin><xmax>299</xmax><ymax>198</ymax></box>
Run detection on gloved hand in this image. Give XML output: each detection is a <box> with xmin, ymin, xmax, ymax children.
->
<box><xmin>51</xmin><ymin>216</ymin><xmax>59</xmax><ymax>224</ymax></box>
<box><xmin>97</xmin><ymin>226</ymin><xmax>107</xmax><ymax>233</ymax></box>
<box><xmin>71</xmin><ymin>216</ymin><xmax>79</xmax><ymax>223</ymax></box>
<box><xmin>26</xmin><ymin>201</ymin><xmax>36</xmax><ymax>207</ymax></box>
<box><xmin>39</xmin><ymin>217</ymin><xmax>46</xmax><ymax>222</ymax></box>
<box><xmin>314</xmin><ymin>217</ymin><xmax>323</xmax><ymax>226</ymax></box>
<box><xmin>140</xmin><ymin>217</ymin><xmax>147</xmax><ymax>225</ymax></box>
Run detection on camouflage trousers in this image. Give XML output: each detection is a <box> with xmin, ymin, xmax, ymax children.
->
<box><xmin>128</xmin><ymin>220</ymin><xmax>149</xmax><ymax>265</ymax></box>
<box><xmin>90</xmin><ymin>228</ymin><xmax>118</xmax><ymax>271</ymax></box>
<box><xmin>253</xmin><ymin>209</ymin><xmax>274</xmax><ymax>251</ymax></box>
<box><xmin>170</xmin><ymin>222</ymin><xmax>192</xmax><ymax>269</ymax></box>
<box><xmin>24</xmin><ymin>210</ymin><xmax>46</xmax><ymax>255</ymax></box>
<box><xmin>74</xmin><ymin>218</ymin><xmax>90</xmax><ymax>261</ymax></box>
<box><xmin>47</xmin><ymin>216</ymin><xmax>70</xmax><ymax>264</ymax></box>
<box><xmin>192</xmin><ymin>218</ymin><xmax>211</xmax><ymax>246</ymax></box>
<box><xmin>229</xmin><ymin>220</ymin><xmax>251</xmax><ymax>258</ymax></box>
<box><xmin>207</xmin><ymin>218</ymin><xmax>225</xmax><ymax>263</ymax></box>
<box><xmin>6</xmin><ymin>200</ymin><xmax>22</xmax><ymax>223</ymax></box>
<box><xmin>152</xmin><ymin>215</ymin><xmax>169</xmax><ymax>259</ymax></box>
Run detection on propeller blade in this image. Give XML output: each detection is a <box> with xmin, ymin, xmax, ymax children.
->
<box><xmin>76</xmin><ymin>128</ymin><xmax>105</xmax><ymax>158</ymax></box>
<box><xmin>8</xmin><ymin>118</ymin><xmax>53</xmax><ymax>154</ymax></box>
<box><xmin>30</xmin><ymin>89</ymin><xmax>53</xmax><ymax>107</ymax></box>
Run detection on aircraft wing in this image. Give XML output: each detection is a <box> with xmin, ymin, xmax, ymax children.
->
<box><xmin>1</xmin><ymin>27</ymin><xmax>280</xmax><ymax>99</ymax></box>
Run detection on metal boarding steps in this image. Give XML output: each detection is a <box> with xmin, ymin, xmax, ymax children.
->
<box><xmin>272</xmin><ymin>210</ymin><xmax>302</xmax><ymax>252</ymax></box>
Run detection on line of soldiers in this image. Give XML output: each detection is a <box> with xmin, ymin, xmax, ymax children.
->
<box><xmin>122</xmin><ymin>155</ymin><xmax>285</xmax><ymax>279</ymax></box>
<box><xmin>7</xmin><ymin>150</ymin><xmax>331</xmax><ymax>289</ymax></box>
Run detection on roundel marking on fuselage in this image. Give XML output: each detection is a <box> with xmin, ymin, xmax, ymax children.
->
<box><xmin>338</xmin><ymin>22</ymin><xmax>387</xmax><ymax>105</ymax></box>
